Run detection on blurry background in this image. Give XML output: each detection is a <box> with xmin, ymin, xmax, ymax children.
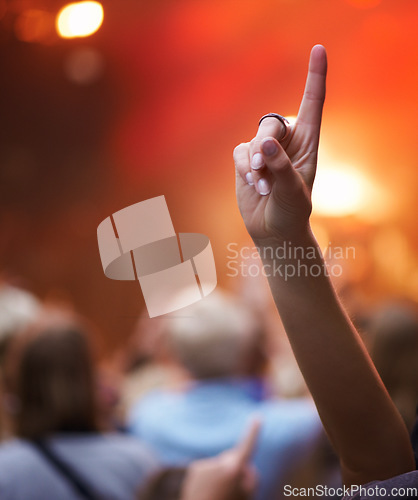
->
<box><xmin>1</xmin><ymin>0</ymin><xmax>417</xmax><ymax>356</ymax></box>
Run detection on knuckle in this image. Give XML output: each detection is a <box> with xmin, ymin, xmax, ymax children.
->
<box><xmin>250</xmin><ymin>138</ymin><xmax>261</xmax><ymax>151</ymax></box>
<box><xmin>266</xmin><ymin>153</ymin><xmax>287</xmax><ymax>170</ymax></box>
<box><xmin>303</xmin><ymin>90</ymin><xmax>325</xmax><ymax>102</ymax></box>
<box><xmin>233</xmin><ymin>143</ymin><xmax>248</xmax><ymax>160</ymax></box>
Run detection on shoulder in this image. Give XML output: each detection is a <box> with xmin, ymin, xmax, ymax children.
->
<box><xmin>0</xmin><ymin>439</ymin><xmax>57</xmax><ymax>494</ymax></box>
<box><xmin>0</xmin><ymin>438</ymin><xmax>37</xmax><ymax>466</ymax></box>
<box><xmin>132</xmin><ymin>389</ymin><xmax>181</xmax><ymax>411</ymax></box>
<box><xmin>50</xmin><ymin>433</ymin><xmax>160</xmax><ymax>488</ymax></box>
<box><xmin>256</xmin><ymin>398</ymin><xmax>321</xmax><ymax>447</ymax></box>
<box><xmin>128</xmin><ymin>389</ymin><xmax>183</xmax><ymax>429</ymax></box>
<box><xmin>343</xmin><ymin>471</ymin><xmax>418</xmax><ymax>499</ymax></box>
<box><xmin>99</xmin><ymin>432</ymin><xmax>157</xmax><ymax>459</ymax></box>
<box><xmin>55</xmin><ymin>432</ymin><xmax>157</xmax><ymax>463</ymax></box>
<box><xmin>259</xmin><ymin>397</ymin><xmax>320</xmax><ymax>426</ymax></box>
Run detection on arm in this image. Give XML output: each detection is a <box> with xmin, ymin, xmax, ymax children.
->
<box><xmin>233</xmin><ymin>45</ymin><xmax>414</xmax><ymax>487</ymax></box>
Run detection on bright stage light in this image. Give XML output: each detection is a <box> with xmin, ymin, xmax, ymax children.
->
<box><xmin>312</xmin><ymin>165</ymin><xmax>370</xmax><ymax>218</ymax></box>
<box><xmin>56</xmin><ymin>1</ymin><xmax>103</xmax><ymax>39</ymax></box>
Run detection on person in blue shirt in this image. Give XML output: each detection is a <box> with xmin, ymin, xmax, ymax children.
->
<box><xmin>129</xmin><ymin>290</ymin><xmax>322</xmax><ymax>500</ymax></box>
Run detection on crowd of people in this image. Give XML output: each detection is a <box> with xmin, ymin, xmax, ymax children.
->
<box><xmin>0</xmin><ymin>45</ymin><xmax>417</xmax><ymax>499</ymax></box>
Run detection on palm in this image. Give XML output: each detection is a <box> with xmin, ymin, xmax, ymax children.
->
<box><xmin>237</xmin><ymin>134</ymin><xmax>317</xmax><ymax>241</ymax></box>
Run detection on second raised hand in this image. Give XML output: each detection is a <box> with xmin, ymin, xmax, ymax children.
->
<box><xmin>181</xmin><ymin>420</ymin><xmax>261</xmax><ymax>500</ymax></box>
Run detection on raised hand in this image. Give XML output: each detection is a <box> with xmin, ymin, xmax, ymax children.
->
<box><xmin>233</xmin><ymin>45</ymin><xmax>327</xmax><ymax>244</ymax></box>
<box><xmin>181</xmin><ymin>420</ymin><xmax>261</xmax><ymax>500</ymax></box>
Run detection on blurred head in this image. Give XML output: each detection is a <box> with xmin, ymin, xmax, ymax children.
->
<box><xmin>2</xmin><ymin>309</ymin><xmax>99</xmax><ymax>439</ymax></box>
<box><xmin>164</xmin><ymin>289</ymin><xmax>266</xmax><ymax>380</ymax></box>
<box><xmin>368</xmin><ymin>301</ymin><xmax>418</xmax><ymax>430</ymax></box>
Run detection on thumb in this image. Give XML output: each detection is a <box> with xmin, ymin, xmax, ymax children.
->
<box><xmin>260</xmin><ymin>138</ymin><xmax>306</xmax><ymax>201</ymax></box>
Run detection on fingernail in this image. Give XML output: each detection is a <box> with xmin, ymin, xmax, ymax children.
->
<box><xmin>251</xmin><ymin>153</ymin><xmax>264</xmax><ymax>170</ymax></box>
<box><xmin>258</xmin><ymin>178</ymin><xmax>270</xmax><ymax>195</ymax></box>
<box><xmin>245</xmin><ymin>172</ymin><xmax>254</xmax><ymax>186</ymax></box>
<box><xmin>261</xmin><ymin>139</ymin><xmax>277</xmax><ymax>156</ymax></box>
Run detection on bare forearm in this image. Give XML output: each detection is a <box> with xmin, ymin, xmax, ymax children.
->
<box><xmin>255</xmin><ymin>228</ymin><xmax>414</xmax><ymax>486</ymax></box>
<box><xmin>234</xmin><ymin>45</ymin><xmax>414</xmax><ymax>487</ymax></box>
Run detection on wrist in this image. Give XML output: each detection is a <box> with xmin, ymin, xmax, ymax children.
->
<box><xmin>252</xmin><ymin>225</ymin><xmax>329</xmax><ymax>283</ymax></box>
<box><xmin>252</xmin><ymin>224</ymin><xmax>317</xmax><ymax>253</ymax></box>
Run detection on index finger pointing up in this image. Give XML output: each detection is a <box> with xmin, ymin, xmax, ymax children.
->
<box><xmin>236</xmin><ymin>419</ymin><xmax>262</xmax><ymax>469</ymax></box>
<box><xmin>297</xmin><ymin>45</ymin><xmax>327</xmax><ymax>139</ymax></box>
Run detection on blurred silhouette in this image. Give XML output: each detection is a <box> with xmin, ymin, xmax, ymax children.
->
<box><xmin>367</xmin><ymin>301</ymin><xmax>418</xmax><ymax>432</ymax></box>
<box><xmin>0</xmin><ymin>309</ymin><xmax>158</xmax><ymax>499</ymax></box>
<box><xmin>0</xmin><ymin>284</ymin><xmax>40</xmax><ymax>440</ymax></box>
<box><xmin>129</xmin><ymin>289</ymin><xmax>321</xmax><ymax>500</ymax></box>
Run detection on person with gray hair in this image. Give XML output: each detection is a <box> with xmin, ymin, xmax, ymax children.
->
<box><xmin>166</xmin><ymin>290</ymin><xmax>262</xmax><ymax>380</ymax></box>
<box><xmin>129</xmin><ymin>289</ymin><xmax>322</xmax><ymax>500</ymax></box>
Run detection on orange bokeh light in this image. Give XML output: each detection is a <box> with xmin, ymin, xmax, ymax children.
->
<box><xmin>14</xmin><ymin>9</ymin><xmax>54</xmax><ymax>43</ymax></box>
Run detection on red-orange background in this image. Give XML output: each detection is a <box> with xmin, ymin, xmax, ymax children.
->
<box><xmin>1</xmin><ymin>0</ymin><xmax>417</xmax><ymax>355</ymax></box>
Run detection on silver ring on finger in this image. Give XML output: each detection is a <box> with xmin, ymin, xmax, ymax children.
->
<box><xmin>259</xmin><ymin>113</ymin><xmax>291</xmax><ymax>142</ymax></box>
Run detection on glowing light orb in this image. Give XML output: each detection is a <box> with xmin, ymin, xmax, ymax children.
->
<box><xmin>56</xmin><ymin>1</ymin><xmax>103</xmax><ymax>39</ymax></box>
<box><xmin>312</xmin><ymin>166</ymin><xmax>369</xmax><ymax>217</ymax></box>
